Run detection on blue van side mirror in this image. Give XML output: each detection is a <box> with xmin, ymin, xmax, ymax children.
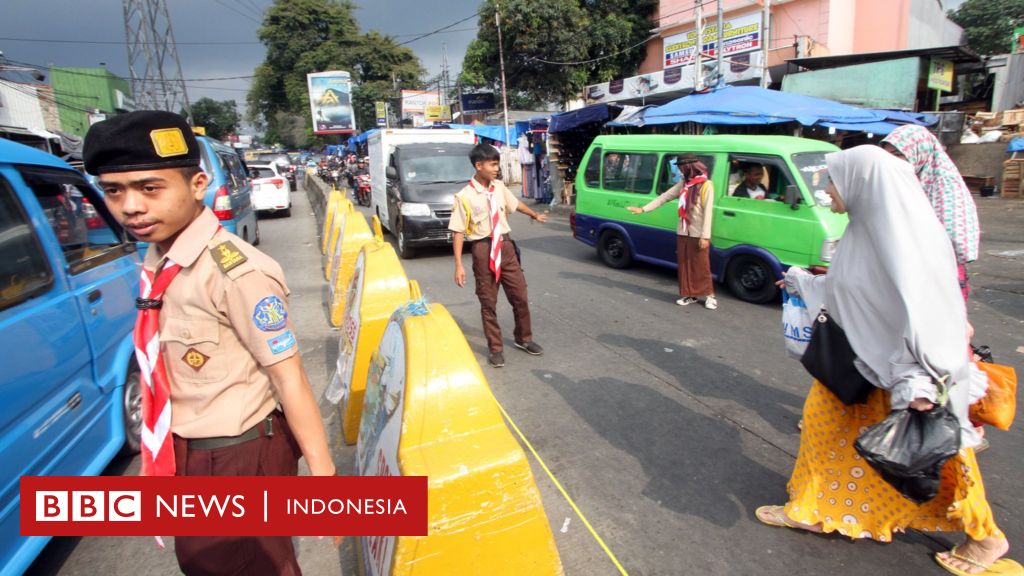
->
<box><xmin>784</xmin><ymin>184</ymin><xmax>800</xmax><ymax>210</ymax></box>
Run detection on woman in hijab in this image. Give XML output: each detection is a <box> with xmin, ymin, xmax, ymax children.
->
<box><xmin>627</xmin><ymin>154</ymin><xmax>717</xmax><ymax>310</ymax></box>
<box><xmin>756</xmin><ymin>146</ymin><xmax>1015</xmax><ymax>576</ymax></box>
<box><xmin>881</xmin><ymin>125</ymin><xmax>980</xmax><ymax>301</ymax></box>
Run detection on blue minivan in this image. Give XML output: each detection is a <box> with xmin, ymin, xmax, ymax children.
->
<box><xmin>196</xmin><ymin>135</ymin><xmax>259</xmax><ymax>245</ymax></box>
<box><xmin>0</xmin><ymin>139</ymin><xmax>141</xmax><ymax>575</ymax></box>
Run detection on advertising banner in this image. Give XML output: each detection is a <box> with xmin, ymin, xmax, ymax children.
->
<box><xmin>663</xmin><ymin>11</ymin><xmax>762</xmax><ymax>68</ymax></box>
<box><xmin>424</xmin><ymin>104</ymin><xmax>451</xmax><ymax>122</ymax></box>
<box><xmin>375</xmin><ymin>101</ymin><xmax>387</xmax><ymax>126</ymax></box>
<box><xmin>400</xmin><ymin>90</ymin><xmax>440</xmax><ymax>127</ymax></box>
<box><xmin>927</xmin><ymin>57</ymin><xmax>954</xmax><ymax>92</ymax></box>
<box><xmin>308</xmin><ymin>71</ymin><xmax>356</xmax><ymax>134</ymax></box>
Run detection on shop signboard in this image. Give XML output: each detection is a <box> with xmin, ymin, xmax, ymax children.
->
<box><xmin>927</xmin><ymin>57</ymin><xmax>954</xmax><ymax>92</ymax></box>
<box><xmin>663</xmin><ymin>11</ymin><xmax>762</xmax><ymax>68</ymax></box>
<box><xmin>460</xmin><ymin>92</ymin><xmax>496</xmax><ymax>112</ymax></box>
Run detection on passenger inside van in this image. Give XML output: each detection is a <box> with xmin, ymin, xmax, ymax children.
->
<box><xmin>732</xmin><ymin>162</ymin><xmax>775</xmax><ymax>200</ymax></box>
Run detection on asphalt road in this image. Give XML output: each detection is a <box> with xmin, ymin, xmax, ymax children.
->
<box><xmin>26</xmin><ymin>177</ymin><xmax>1024</xmax><ymax>576</ymax></box>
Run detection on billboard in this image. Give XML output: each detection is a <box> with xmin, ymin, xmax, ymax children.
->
<box><xmin>308</xmin><ymin>71</ymin><xmax>356</xmax><ymax>134</ymax></box>
<box><xmin>460</xmin><ymin>92</ymin><xmax>496</xmax><ymax>112</ymax></box>
<box><xmin>663</xmin><ymin>11</ymin><xmax>762</xmax><ymax>68</ymax></box>
<box><xmin>424</xmin><ymin>104</ymin><xmax>451</xmax><ymax>122</ymax></box>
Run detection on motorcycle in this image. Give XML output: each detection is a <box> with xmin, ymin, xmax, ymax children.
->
<box><xmin>355</xmin><ymin>173</ymin><xmax>371</xmax><ymax>207</ymax></box>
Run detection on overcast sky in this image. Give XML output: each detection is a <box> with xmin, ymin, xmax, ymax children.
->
<box><xmin>0</xmin><ymin>0</ymin><xmax>478</xmax><ymax>119</ymax></box>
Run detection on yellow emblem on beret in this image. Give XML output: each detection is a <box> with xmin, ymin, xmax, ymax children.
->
<box><xmin>150</xmin><ymin>127</ymin><xmax>189</xmax><ymax>158</ymax></box>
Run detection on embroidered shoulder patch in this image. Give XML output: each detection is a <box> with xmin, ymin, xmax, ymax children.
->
<box><xmin>253</xmin><ymin>296</ymin><xmax>288</xmax><ymax>331</ymax></box>
<box><xmin>210</xmin><ymin>241</ymin><xmax>247</xmax><ymax>273</ymax></box>
<box><xmin>268</xmin><ymin>330</ymin><xmax>296</xmax><ymax>355</ymax></box>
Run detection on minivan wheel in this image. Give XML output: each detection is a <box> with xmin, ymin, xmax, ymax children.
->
<box><xmin>253</xmin><ymin>221</ymin><xmax>261</xmax><ymax>246</ymax></box>
<box><xmin>726</xmin><ymin>255</ymin><xmax>778</xmax><ymax>304</ymax></box>
<box><xmin>395</xmin><ymin>218</ymin><xmax>416</xmax><ymax>259</ymax></box>
<box><xmin>598</xmin><ymin>230</ymin><xmax>632</xmax><ymax>269</ymax></box>
<box><xmin>121</xmin><ymin>368</ymin><xmax>142</xmax><ymax>455</ymax></box>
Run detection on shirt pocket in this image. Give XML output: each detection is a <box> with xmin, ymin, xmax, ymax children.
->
<box><xmin>161</xmin><ymin>316</ymin><xmax>226</xmax><ymax>384</ymax></box>
<box><xmin>469</xmin><ymin>206</ymin><xmax>489</xmax><ymax>229</ymax></box>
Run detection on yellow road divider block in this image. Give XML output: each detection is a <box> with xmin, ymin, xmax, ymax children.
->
<box><xmin>321</xmin><ymin>187</ymin><xmax>346</xmax><ymax>254</ymax></box>
<box><xmin>356</xmin><ymin>299</ymin><xmax>564</xmax><ymax>576</ymax></box>
<box><xmin>328</xmin><ymin>216</ymin><xmax>412</xmax><ymax>445</ymax></box>
<box><xmin>327</xmin><ymin>209</ymin><xmax>373</xmax><ymax>327</ymax></box>
<box><xmin>323</xmin><ymin>192</ymin><xmax>354</xmax><ymax>280</ymax></box>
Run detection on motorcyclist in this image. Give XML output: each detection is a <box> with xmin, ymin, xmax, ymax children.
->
<box><xmin>349</xmin><ymin>158</ymin><xmax>369</xmax><ymax>189</ymax></box>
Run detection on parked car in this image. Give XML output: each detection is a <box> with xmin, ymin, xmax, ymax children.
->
<box><xmin>198</xmin><ymin>135</ymin><xmax>260</xmax><ymax>245</ymax></box>
<box><xmin>572</xmin><ymin>135</ymin><xmax>847</xmax><ymax>303</ymax></box>
<box><xmin>0</xmin><ymin>139</ymin><xmax>142</xmax><ymax>575</ymax></box>
<box><xmin>248</xmin><ymin>163</ymin><xmax>292</xmax><ymax>217</ymax></box>
<box><xmin>256</xmin><ymin>153</ymin><xmax>297</xmax><ymax>192</ymax></box>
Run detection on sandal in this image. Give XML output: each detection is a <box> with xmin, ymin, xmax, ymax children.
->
<box><xmin>935</xmin><ymin>545</ymin><xmax>1024</xmax><ymax>576</ymax></box>
<box><xmin>755</xmin><ymin>505</ymin><xmax>822</xmax><ymax>533</ymax></box>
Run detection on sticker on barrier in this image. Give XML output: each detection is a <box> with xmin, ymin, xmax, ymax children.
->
<box><xmin>326</xmin><ymin>211</ymin><xmax>373</xmax><ymax>327</ymax></box>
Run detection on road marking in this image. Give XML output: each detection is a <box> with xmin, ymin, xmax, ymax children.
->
<box><xmin>988</xmin><ymin>249</ymin><xmax>1024</xmax><ymax>258</ymax></box>
<box><xmin>489</xmin><ymin>390</ymin><xmax>629</xmax><ymax>576</ymax></box>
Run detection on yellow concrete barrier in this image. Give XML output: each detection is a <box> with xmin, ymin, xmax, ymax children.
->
<box><xmin>327</xmin><ymin>209</ymin><xmax>373</xmax><ymax>327</ymax></box>
<box><xmin>331</xmin><ymin>216</ymin><xmax>412</xmax><ymax>445</ymax></box>
<box><xmin>321</xmin><ymin>187</ymin><xmax>346</xmax><ymax>255</ymax></box>
<box><xmin>323</xmin><ymin>192</ymin><xmax>354</xmax><ymax>281</ymax></box>
<box><xmin>356</xmin><ymin>298</ymin><xmax>564</xmax><ymax>576</ymax></box>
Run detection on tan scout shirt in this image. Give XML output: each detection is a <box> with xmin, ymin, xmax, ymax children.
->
<box><xmin>642</xmin><ymin>180</ymin><xmax>715</xmax><ymax>239</ymax></box>
<box><xmin>144</xmin><ymin>208</ymin><xmax>297</xmax><ymax>438</ymax></box>
<box><xmin>448</xmin><ymin>177</ymin><xmax>519</xmax><ymax>241</ymax></box>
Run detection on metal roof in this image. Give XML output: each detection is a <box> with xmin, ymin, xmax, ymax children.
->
<box><xmin>787</xmin><ymin>45</ymin><xmax>982</xmax><ymax>71</ymax></box>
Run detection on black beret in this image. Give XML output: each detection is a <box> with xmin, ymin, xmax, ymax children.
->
<box><xmin>83</xmin><ymin>110</ymin><xmax>201</xmax><ymax>175</ymax></box>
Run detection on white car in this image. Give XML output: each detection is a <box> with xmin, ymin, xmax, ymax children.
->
<box><xmin>248</xmin><ymin>163</ymin><xmax>292</xmax><ymax>217</ymax></box>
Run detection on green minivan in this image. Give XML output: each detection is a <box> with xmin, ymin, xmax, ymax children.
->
<box><xmin>570</xmin><ymin>135</ymin><xmax>846</xmax><ymax>303</ymax></box>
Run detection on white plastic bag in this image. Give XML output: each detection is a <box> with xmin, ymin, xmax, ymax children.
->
<box><xmin>782</xmin><ymin>290</ymin><xmax>813</xmax><ymax>359</ymax></box>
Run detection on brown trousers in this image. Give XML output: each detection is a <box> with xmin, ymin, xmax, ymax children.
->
<box><xmin>173</xmin><ymin>411</ymin><xmax>302</xmax><ymax>576</ymax></box>
<box><xmin>676</xmin><ymin>235</ymin><xmax>713</xmax><ymax>298</ymax></box>
<box><xmin>470</xmin><ymin>237</ymin><xmax>532</xmax><ymax>353</ymax></box>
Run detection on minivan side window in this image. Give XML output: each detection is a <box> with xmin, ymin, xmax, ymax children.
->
<box><xmin>726</xmin><ymin>154</ymin><xmax>800</xmax><ymax>203</ymax></box>
<box><xmin>0</xmin><ymin>176</ymin><xmax>53</xmax><ymax>311</ymax></box>
<box><xmin>659</xmin><ymin>154</ymin><xmax>715</xmax><ymax>191</ymax></box>
<box><xmin>603</xmin><ymin>152</ymin><xmax>657</xmax><ymax>194</ymax></box>
<box><xmin>18</xmin><ymin>166</ymin><xmax>130</xmax><ymax>275</ymax></box>
<box><xmin>222</xmin><ymin>152</ymin><xmax>249</xmax><ymax>190</ymax></box>
<box><xmin>583</xmin><ymin>147</ymin><xmax>601</xmax><ymax>188</ymax></box>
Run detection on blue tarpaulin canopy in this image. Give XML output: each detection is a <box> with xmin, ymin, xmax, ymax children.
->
<box><xmin>1008</xmin><ymin>137</ymin><xmax>1024</xmax><ymax>153</ymax></box>
<box><xmin>549</xmin><ymin>104</ymin><xmax>620</xmax><ymax>133</ymax></box>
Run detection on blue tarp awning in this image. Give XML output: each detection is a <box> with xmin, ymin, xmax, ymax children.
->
<box><xmin>430</xmin><ymin>123</ymin><xmax>526</xmax><ymax>145</ymax></box>
<box><xmin>1009</xmin><ymin>137</ymin><xmax>1024</xmax><ymax>153</ymax></box>
<box><xmin>549</xmin><ymin>104</ymin><xmax>619</xmax><ymax>133</ymax></box>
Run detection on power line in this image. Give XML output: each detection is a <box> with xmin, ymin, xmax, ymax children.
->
<box><xmin>210</xmin><ymin>0</ymin><xmax>261</xmax><ymax>24</ymax></box>
<box><xmin>525</xmin><ymin>34</ymin><xmax>658</xmax><ymax>66</ymax></box>
<box><xmin>0</xmin><ymin>36</ymin><xmax>263</xmax><ymax>46</ymax></box>
<box><xmin>4</xmin><ymin>57</ymin><xmax>255</xmax><ymax>82</ymax></box>
<box><xmin>397</xmin><ymin>11</ymin><xmax>480</xmax><ymax>46</ymax></box>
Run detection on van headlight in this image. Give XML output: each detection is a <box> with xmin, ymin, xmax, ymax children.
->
<box><xmin>820</xmin><ymin>238</ymin><xmax>839</xmax><ymax>262</ymax></box>
<box><xmin>400</xmin><ymin>203</ymin><xmax>431</xmax><ymax>217</ymax></box>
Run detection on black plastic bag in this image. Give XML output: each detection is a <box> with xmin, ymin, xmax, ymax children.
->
<box><xmin>854</xmin><ymin>407</ymin><xmax>961</xmax><ymax>504</ymax></box>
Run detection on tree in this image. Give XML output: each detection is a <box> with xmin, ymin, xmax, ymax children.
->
<box><xmin>459</xmin><ymin>0</ymin><xmax>656</xmax><ymax>106</ymax></box>
<box><xmin>247</xmin><ymin>0</ymin><xmax>425</xmax><ymax>146</ymax></box>
<box><xmin>950</xmin><ymin>0</ymin><xmax>1024</xmax><ymax>55</ymax></box>
<box><xmin>189</xmin><ymin>97</ymin><xmax>242</xmax><ymax>140</ymax></box>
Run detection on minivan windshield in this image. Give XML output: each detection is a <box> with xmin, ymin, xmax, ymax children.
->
<box><xmin>402</xmin><ymin>154</ymin><xmax>474</xmax><ymax>184</ymax></box>
<box><xmin>791</xmin><ymin>152</ymin><xmax>832</xmax><ymax>207</ymax></box>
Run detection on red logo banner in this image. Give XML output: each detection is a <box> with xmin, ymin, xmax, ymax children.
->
<box><xmin>20</xmin><ymin>476</ymin><xmax>427</xmax><ymax>537</ymax></box>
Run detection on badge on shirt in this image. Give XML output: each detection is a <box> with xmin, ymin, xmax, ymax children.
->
<box><xmin>268</xmin><ymin>330</ymin><xmax>297</xmax><ymax>355</ymax></box>
<box><xmin>211</xmin><ymin>241</ymin><xmax>247</xmax><ymax>273</ymax></box>
<box><xmin>253</xmin><ymin>296</ymin><xmax>288</xmax><ymax>331</ymax></box>
<box><xmin>182</xmin><ymin>347</ymin><xmax>209</xmax><ymax>371</ymax></box>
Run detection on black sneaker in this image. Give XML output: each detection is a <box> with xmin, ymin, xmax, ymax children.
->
<box><xmin>513</xmin><ymin>341</ymin><xmax>544</xmax><ymax>356</ymax></box>
<box><xmin>488</xmin><ymin>351</ymin><xmax>505</xmax><ymax>368</ymax></box>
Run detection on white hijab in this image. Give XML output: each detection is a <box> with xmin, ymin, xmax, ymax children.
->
<box><xmin>791</xmin><ymin>145</ymin><xmax>986</xmax><ymax>448</ymax></box>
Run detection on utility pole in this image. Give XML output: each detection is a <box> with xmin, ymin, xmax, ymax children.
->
<box><xmin>495</xmin><ymin>0</ymin><xmax>512</xmax><ymax>151</ymax></box>
<box><xmin>761</xmin><ymin>0</ymin><xmax>771</xmax><ymax>88</ymax></box>
<box><xmin>441</xmin><ymin>43</ymin><xmax>450</xmax><ymax>107</ymax></box>
<box><xmin>694</xmin><ymin>0</ymin><xmax>704</xmax><ymax>91</ymax></box>
<box><xmin>716</xmin><ymin>0</ymin><xmax>724</xmax><ymax>88</ymax></box>
<box><xmin>123</xmin><ymin>0</ymin><xmax>191</xmax><ymax>120</ymax></box>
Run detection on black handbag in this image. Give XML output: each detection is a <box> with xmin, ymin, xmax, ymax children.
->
<box><xmin>854</xmin><ymin>405</ymin><xmax>961</xmax><ymax>504</ymax></box>
<box><xmin>800</xmin><ymin>309</ymin><xmax>874</xmax><ymax>405</ymax></box>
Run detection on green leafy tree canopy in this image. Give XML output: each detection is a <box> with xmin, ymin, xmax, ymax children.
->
<box><xmin>950</xmin><ymin>0</ymin><xmax>1024</xmax><ymax>55</ymax></box>
<box><xmin>460</xmin><ymin>0</ymin><xmax>656</xmax><ymax>105</ymax></box>
<box><xmin>189</xmin><ymin>97</ymin><xmax>241</xmax><ymax>140</ymax></box>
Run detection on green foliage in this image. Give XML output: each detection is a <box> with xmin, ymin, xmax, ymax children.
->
<box><xmin>950</xmin><ymin>0</ymin><xmax>1024</xmax><ymax>55</ymax></box>
<box><xmin>247</xmin><ymin>0</ymin><xmax>425</xmax><ymax>146</ymax></box>
<box><xmin>189</xmin><ymin>97</ymin><xmax>241</xmax><ymax>140</ymax></box>
<box><xmin>459</xmin><ymin>0</ymin><xmax>657</xmax><ymax>104</ymax></box>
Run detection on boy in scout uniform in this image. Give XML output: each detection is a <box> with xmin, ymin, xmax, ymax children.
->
<box><xmin>449</xmin><ymin>143</ymin><xmax>547</xmax><ymax>368</ymax></box>
<box><xmin>85</xmin><ymin>111</ymin><xmax>335</xmax><ymax>575</ymax></box>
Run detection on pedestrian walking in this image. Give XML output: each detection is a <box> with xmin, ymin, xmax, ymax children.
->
<box><xmin>627</xmin><ymin>153</ymin><xmax>717</xmax><ymax>309</ymax></box>
<box><xmin>757</xmin><ymin>146</ymin><xmax>1017</xmax><ymax>576</ymax></box>
<box><xmin>881</xmin><ymin>124</ymin><xmax>980</xmax><ymax>301</ymax></box>
<box><xmin>86</xmin><ymin>110</ymin><xmax>337</xmax><ymax>576</ymax></box>
<box><xmin>448</xmin><ymin>143</ymin><xmax>547</xmax><ymax>368</ymax></box>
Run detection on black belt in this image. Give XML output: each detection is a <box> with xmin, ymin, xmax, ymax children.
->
<box><xmin>186</xmin><ymin>413</ymin><xmax>275</xmax><ymax>450</ymax></box>
<box><xmin>467</xmin><ymin>234</ymin><xmax>509</xmax><ymax>245</ymax></box>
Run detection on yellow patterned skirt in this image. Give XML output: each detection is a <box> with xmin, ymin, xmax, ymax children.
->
<box><xmin>784</xmin><ymin>381</ymin><xmax>1003</xmax><ymax>542</ymax></box>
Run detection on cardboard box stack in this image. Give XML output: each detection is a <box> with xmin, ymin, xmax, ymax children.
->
<box><xmin>1004</xmin><ymin>157</ymin><xmax>1022</xmax><ymax>198</ymax></box>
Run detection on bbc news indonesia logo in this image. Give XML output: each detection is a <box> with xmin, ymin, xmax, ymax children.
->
<box><xmin>21</xmin><ymin>476</ymin><xmax>426</xmax><ymax>537</ymax></box>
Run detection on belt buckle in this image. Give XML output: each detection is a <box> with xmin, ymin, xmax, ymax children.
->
<box><xmin>264</xmin><ymin>415</ymin><xmax>274</xmax><ymax>437</ymax></box>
